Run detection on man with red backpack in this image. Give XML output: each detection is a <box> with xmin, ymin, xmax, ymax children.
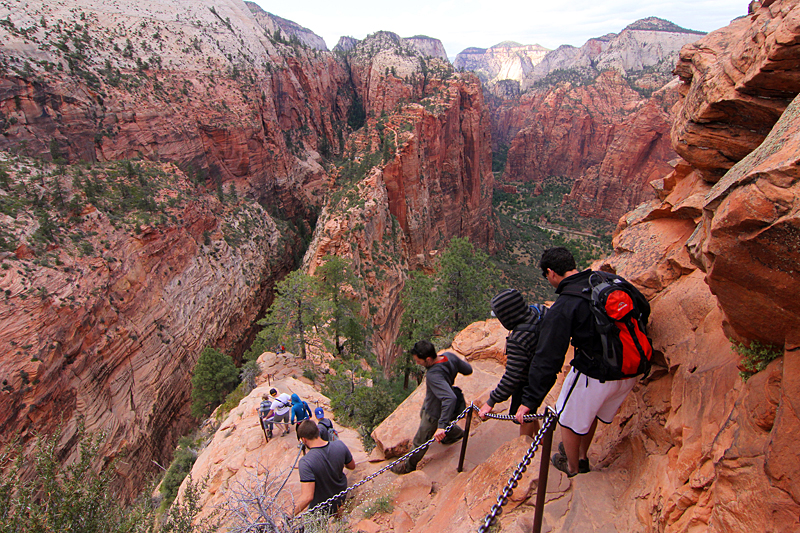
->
<box><xmin>515</xmin><ymin>247</ymin><xmax>652</xmax><ymax>477</ymax></box>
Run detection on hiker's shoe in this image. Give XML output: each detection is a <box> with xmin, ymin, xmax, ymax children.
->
<box><xmin>556</xmin><ymin>442</ymin><xmax>590</xmax><ymax>474</ymax></box>
<box><xmin>551</xmin><ymin>453</ymin><xmax>577</xmax><ymax>478</ymax></box>
<box><xmin>441</xmin><ymin>432</ymin><xmax>464</xmax><ymax>446</ymax></box>
<box><xmin>390</xmin><ymin>460</ymin><xmax>413</xmax><ymax>475</ymax></box>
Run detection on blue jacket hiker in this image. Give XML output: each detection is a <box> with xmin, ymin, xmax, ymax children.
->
<box><xmin>290</xmin><ymin>393</ymin><xmax>312</xmax><ymax>424</ymax></box>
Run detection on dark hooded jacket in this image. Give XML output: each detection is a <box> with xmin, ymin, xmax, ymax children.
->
<box><xmin>487</xmin><ymin>289</ymin><xmax>543</xmax><ymax>408</ymax></box>
<box><xmin>520</xmin><ymin>269</ymin><xmax>630</xmax><ymax>412</ymax></box>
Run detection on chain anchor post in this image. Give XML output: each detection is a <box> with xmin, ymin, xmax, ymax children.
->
<box><xmin>532</xmin><ymin>409</ymin><xmax>556</xmax><ymax>533</ymax></box>
<box><xmin>457</xmin><ymin>404</ymin><xmax>474</xmax><ymax>472</ymax></box>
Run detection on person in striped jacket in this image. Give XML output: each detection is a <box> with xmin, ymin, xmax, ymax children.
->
<box><xmin>478</xmin><ymin>289</ymin><xmax>545</xmax><ymax>437</ymax></box>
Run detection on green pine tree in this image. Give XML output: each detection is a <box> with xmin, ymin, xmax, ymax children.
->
<box><xmin>437</xmin><ymin>237</ymin><xmax>498</xmax><ymax>332</ymax></box>
<box><xmin>257</xmin><ymin>270</ymin><xmax>321</xmax><ymax>359</ymax></box>
<box><xmin>316</xmin><ymin>255</ymin><xmax>367</xmax><ymax>359</ymax></box>
<box><xmin>190</xmin><ymin>347</ymin><xmax>239</xmax><ymax>418</ymax></box>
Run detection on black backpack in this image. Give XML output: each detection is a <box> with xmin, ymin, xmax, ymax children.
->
<box><xmin>318</xmin><ymin>418</ymin><xmax>338</xmax><ymax>441</ymax></box>
<box><xmin>513</xmin><ymin>303</ymin><xmax>548</xmax><ymax>338</ymax></box>
<box><xmin>563</xmin><ymin>272</ymin><xmax>652</xmax><ymax>381</ymax></box>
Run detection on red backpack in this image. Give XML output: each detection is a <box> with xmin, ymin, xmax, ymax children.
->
<box><xmin>564</xmin><ymin>272</ymin><xmax>652</xmax><ymax>381</ymax></box>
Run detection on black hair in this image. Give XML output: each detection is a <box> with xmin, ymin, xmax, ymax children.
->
<box><xmin>410</xmin><ymin>339</ymin><xmax>437</xmax><ymax>360</ymax></box>
<box><xmin>540</xmin><ymin>247</ymin><xmax>576</xmax><ymax>276</ymax></box>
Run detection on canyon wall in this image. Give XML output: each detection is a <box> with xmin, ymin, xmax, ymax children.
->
<box><xmin>477</xmin><ymin>17</ymin><xmax>705</xmax><ymax>223</ymax></box>
<box><xmin>304</xmin><ymin>33</ymin><xmax>494</xmax><ymax>366</ymax></box>
<box><xmin>585</xmin><ymin>1</ymin><xmax>800</xmax><ymax>529</ymax></box>
<box><xmin>0</xmin><ymin>0</ymin><xmax>493</xmax><ymax>497</ymax></box>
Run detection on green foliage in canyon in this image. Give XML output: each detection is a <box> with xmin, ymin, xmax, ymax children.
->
<box><xmin>190</xmin><ymin>347</ymin><xmax>240</xmax><ymax>418</ymax></box>
<box><xmin>490</xmin><ymin>176</ymin><xmax>613</xmax><ymax>304</ymax></box>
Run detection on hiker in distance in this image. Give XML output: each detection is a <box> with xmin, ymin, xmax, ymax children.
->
<box><xmin>290</xmin><ymin>393</ymin><xmax>313</xmax><ymax>444</ymax></box>
<box><xmin>315</xmin><ymin>407</ymin><xmax>338</xmax><ymax>442</ymax></box>
<box><xmin>258</xmin><ymin>394</ymin><xmax>275</xmax><ymax>441</ymax></box>
<box><xmin>515</xmin><ymin>247</ymin><xmax>651</xmax><ymax>477</ymax></box>
<box><xmin>293</xmin><ymin>420</ymin><xmax>355</xmax><ymax>516</ymax></box>
<box><xmin>269</xmin><ymin>388</ymin><xmax>292</xmax><ymax>436</ymax></box>
<box><xmin>478</xmin><ymin>289</ymin><xmax>547</xmax><ymax>437</ymax></box>
<box><xmin>391</xmin><ymin>340</ymin><xmax>472</xmax><ymax>475</ymax></box>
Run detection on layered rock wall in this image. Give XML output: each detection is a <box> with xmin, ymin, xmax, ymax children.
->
<box><xmin>0</xmin><ymin>0</ymin><xmax>494</xmax><ymax>498</ymax></box>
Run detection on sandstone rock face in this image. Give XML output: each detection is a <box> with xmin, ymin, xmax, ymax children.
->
<box><xmin>498</xmin><ymin>70</ymin><xmax>662</xmax><ymax>187</ymax></box>
<box><xmin>582</xmin><ymin>2</ymin><xmax>800</xmax><ymax>529</ymax></box>
<box><xmin>474</xmin><ymin>17</ymin><xmax>705</xmax><ymax>223</ymax></box>
<box><xmin>403</xmin><ymin>36</ymin><xmax>448</xmax><ymax>61</ymax></box>
<box><xmin>564</xmin><ymin>81</ymin><xmax>680</xmax><ymax>220</ymax></box>
<box><xmin>523</xmin><ymin>17</ymin><xmax>705</xmax><ymax>89</ymax></box>
<box><xmin>304</xmin><ymin>34</ymin><xmax>494</xmax><ymax>366</ymax></box>
<box><xmin>453</xmin><ymin>42</ymin><xmax>550</xmax><ymax>86</ymax></box>
<box><xmin>671</xmin><ymin>1</ymin><xmax>800</xmax><ymax>181</ymax></box>
<box><xmin>0</xmin><ymin>158</ymin><xmax>296</xmax><ymax>497</ymax></box>
<box><xmin>246</xmin><ymin>2</ymin><xmax>328</xmax><ymax>51</ymax></box>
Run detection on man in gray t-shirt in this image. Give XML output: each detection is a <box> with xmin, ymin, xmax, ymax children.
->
<box><xmin>294</xmin><ymin>420</ymin><xmax>355</xmax><ymax>515</ymax></box>
<box><xmin>391</xmin><ymin>339</ymin><xmax>473</xmax><ymax>474</ymax></box>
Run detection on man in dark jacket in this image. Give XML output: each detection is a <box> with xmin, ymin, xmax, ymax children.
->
<box><xmin>478</xmin><ymin>289</ymin><xmax>543</xmax><ymax>437</ymax></box>
<box><xmin>515</xmin><ymin>247</ymin><xmax>645</xmax><ymax>477</ymax></box>
<box><xmin>391</xmin><ymin>339</ymin><xmax>473</xmax><ymax>474</ymax></box>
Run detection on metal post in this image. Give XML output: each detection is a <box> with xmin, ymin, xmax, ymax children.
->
<box><xmin>457</xmin><ymin>406</ymin><xmax>473</xmax><ymax>472</ymax></box>
<box><xmin>532</xmin><ymin>414</ymin><xmax>555</xmax><ymax>533</ymax></box>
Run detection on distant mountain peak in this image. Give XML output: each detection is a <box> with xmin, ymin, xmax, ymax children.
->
<box><xmin>492</xmin><ymin>40</ymin><xmax>523</xmax><ymax>48</ymax></box>
<box><xmin>624</xmin><ymin>16</ymin><xmax>706</xmax><ymax>35</ymax></box>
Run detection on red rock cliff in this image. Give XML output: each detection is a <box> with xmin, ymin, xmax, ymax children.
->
<box><xmin>586</xmin><ymin>2</ymin><xmax>800</xmax><ymax>530</ymax></box>
<box><xmin>493</xmin><ymin>69</ymin><xmax>679</xmax><ymax>222</ymax></box>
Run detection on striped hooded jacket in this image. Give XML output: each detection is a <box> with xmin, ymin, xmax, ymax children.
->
<box><xmin>487</xmin><ymin>289</ymin><xmax>542</xmax><ymax>408</ymax></box>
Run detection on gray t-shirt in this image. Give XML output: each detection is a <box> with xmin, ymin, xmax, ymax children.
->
<box><xmin>298</xmin><ymin>440</ymin><xmax>353</xmax><ymax>511</ymax></box>
<box><xmin>423</xmin><ymin>352</ymin><xmax>473</xmax><ymax>428</ymax></box>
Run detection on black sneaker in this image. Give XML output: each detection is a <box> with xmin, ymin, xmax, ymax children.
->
<box><xmin>390</xmin><ymin>460</ymin><xmax>413</xmax><ymax>475</ymax></box>
<box><xmin>557</xmin><ymin>442</ymin><xmax>590</xmax><ymax>474</ymax></box>
<box><xmin>551</xmin><ymin>453</ymin><xmax>576</xmax><ymax>478</ymax></box>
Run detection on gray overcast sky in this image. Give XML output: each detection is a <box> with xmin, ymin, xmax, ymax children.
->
<box><xmin>251</xmin><ymin>0</ymin><xmax>748</xmax><ymax>58</ymax></box>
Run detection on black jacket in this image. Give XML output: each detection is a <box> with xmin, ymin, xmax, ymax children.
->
<box><xmin>521</xmin><ymin>270</ymin><xmax>629</xmax><ymax>411</ymax></box>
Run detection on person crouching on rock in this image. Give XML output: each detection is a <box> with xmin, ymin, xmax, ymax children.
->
<box><xmin>391</xmin><ymin>340</ymin><xmax>472</xmax><ymax>474</ymax></box>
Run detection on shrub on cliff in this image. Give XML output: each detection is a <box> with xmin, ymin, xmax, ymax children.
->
<box><xmin>190</xmin><ymin>347</ymin><xmax>239</xmax><ymax>418</ymax></box>
<box><xmin>0</xmin><ymin>426</ymin><xmax>155</xmax><ymax>533</ymax></box>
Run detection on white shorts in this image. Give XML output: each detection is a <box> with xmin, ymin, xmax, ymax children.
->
<box><xmin>555</xmin><ymin>368</ymin><xmax>637</xmax><ymax>435</ymax></box>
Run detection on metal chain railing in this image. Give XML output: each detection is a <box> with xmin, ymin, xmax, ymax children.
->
<box><xmin>477</xmin><ymin>407</ymin><xmax>558</xmax><ymax>533</ymax></box>
<box><xmin>296</xmin><ymin>403</ymin><xmax>475</xmax><ymax>520</ymax></box>
<box><xmin>482</xmin><ymin>411</ymin><xmax>548</xmax><ymax>422</ymax></box>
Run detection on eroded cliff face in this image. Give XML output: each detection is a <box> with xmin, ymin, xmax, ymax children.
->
<box><xmin>0</xmin><ymin>0</ymin><xmax>494</xmax><ymax>498</ymax></box>
<box><xmin>589</xmin><ymin>1</ymin><xmax>800</xmax><ymax>529</ymax></box>
<box><xmin>492</xmin><ymin>69</ymin><xmax>677</xmax><ymax>221</ymax></box>
<box><xmin>482</xmin><ymin>18</ymin><xmax>707</xmax><ymax>223</ymax></box>
<box><xmin>304</xmin><ymin>34</ymin><xmax>494</xmax><ymax>367</ymax></box>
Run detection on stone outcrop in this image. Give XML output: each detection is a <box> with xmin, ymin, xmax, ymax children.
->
<box><xmin>245</xmin><ymin>2</ymin><xmax>328</xmax><ymax>51</ymax></box>
<box><xmin>523</xmin><ymin>17</ymin><xmax>705</xmax><ymax>89</ymax></box>
<box><xmin>564</xmin><ymin>81</ymin><xmax>680</xmax><ymax>220</ymax></box>
<box><xmin>304</xmin><ymin>33</ymin><xmax>495</xmax><ymax>366</ymax></box>
<box><xmin>496</xmin><ymin>69</ymin><xmax>676</xmax><ymax>221</ymax></box>
<box><xmin>473</xmin><ymin>17</ymin><xmax>706</xmax><ymax>223</ymax></box>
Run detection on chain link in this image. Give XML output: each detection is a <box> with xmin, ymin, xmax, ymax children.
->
<box><xmin>482</xmin><ymin>411</ymin><xmax>547</xmax><ymax>422</ymax></box>
<box><xmin>477</xmin><ymin>407</ymin><xmax>558</xmax><ymax>533</ymax></box>
<box><xmin>297</xmin><ymin>404</ymin><xmax>475</xmax><ymax>519</ymax></box>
